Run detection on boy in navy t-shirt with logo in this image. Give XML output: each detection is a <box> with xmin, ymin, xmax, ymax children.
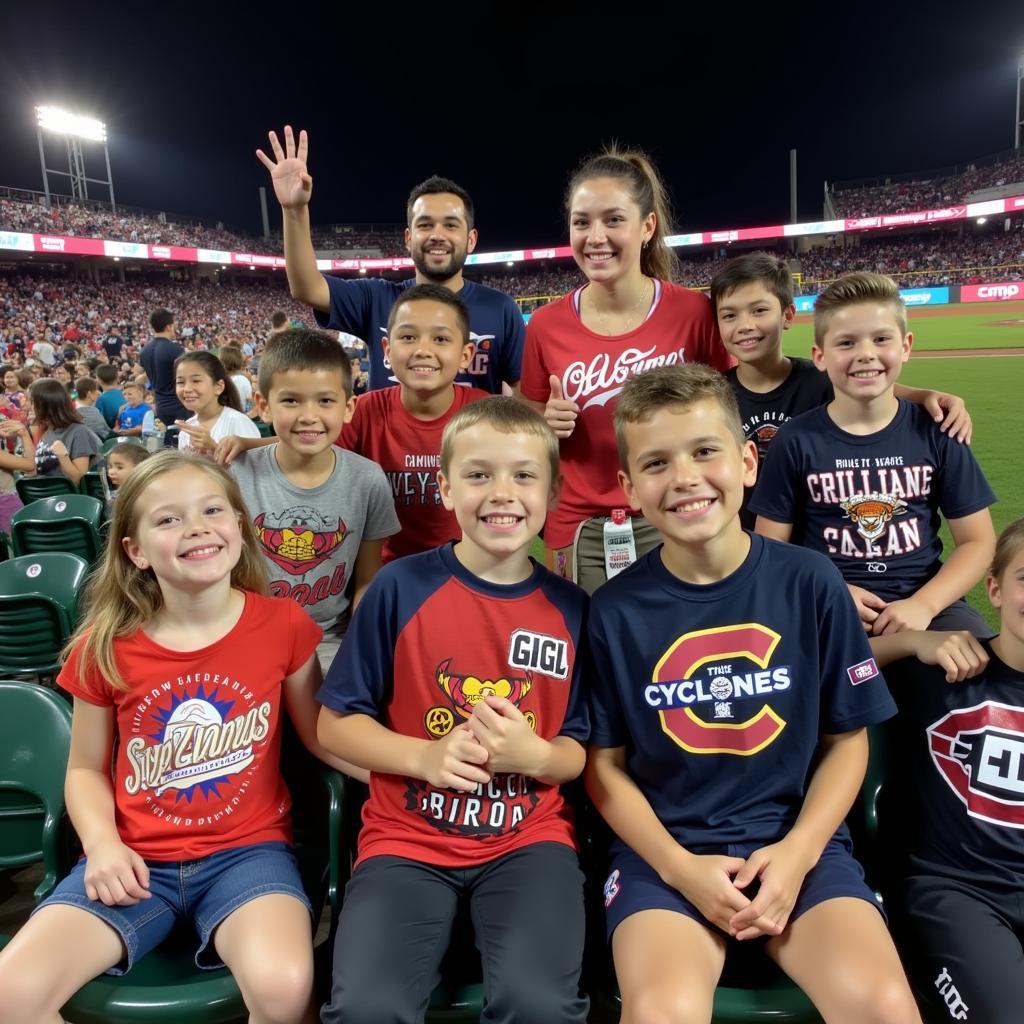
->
<box><xmin>752</xmin><ymin>271</ymin><xmax>995</xmax><ymax>637</ymax></box>
<box><xmin>586</xmin><ymin>364</ymin><xmax>920</xmax><ymax>1022</ymax></box>
<box><xmin>316</xmin><ymin>397</ymin><xmax>589</xmax><ymax>1024</ymax></box>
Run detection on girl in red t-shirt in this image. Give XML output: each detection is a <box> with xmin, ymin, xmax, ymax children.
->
<box><xmin>0</xmin><ymin>451</ymin><xmax>358</xmax><ymax>1024</ymax></box>
<box><xmin>520</xmin><ymin>150</ymin><xmax>732</xmax><ymax>593</ymax></box>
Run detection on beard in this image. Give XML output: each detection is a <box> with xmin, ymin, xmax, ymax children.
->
<box><xmin>411</xmin><ymin>242</ymin><xmax>467</xmax><ymax>282</ymax></box>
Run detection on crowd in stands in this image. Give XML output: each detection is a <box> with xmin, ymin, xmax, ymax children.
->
<box><xmin>0</xmin><ymin>272</ymin><xmax>308</xmax><ymax>358</ymax></box>
<box><xmin>0</xmin><ymin>194</ymin><xmax>409</xmax><ymax>259</ymax></box>
<box><xmin>800</xmin><ymin>228</ymin><xmax>1024</xmax><ymax>288</ymax></box>
<box><xmin>832</xmin><ymin>152</ymin><xmax>1024</xmax><ymax>217</ymax></box>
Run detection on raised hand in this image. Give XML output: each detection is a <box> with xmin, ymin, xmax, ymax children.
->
<box><xmin>174</xmin><ymin>420</ymin><xmax>216</xmax><ymax>455</ymax></box>
<box><xmin>544</xmin><ymin>374</ymin><xmax>579</xmax><ymax>439</ymax></box>
<box><xmin>256</xmin><ymin>126</ymin><xmax>313</xmax><ymax>210</ymax></box>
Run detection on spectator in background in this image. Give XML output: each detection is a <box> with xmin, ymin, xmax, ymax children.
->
<box><xmin>103</xmin><ymin>325</ymin><xmax>124</xmax><ymax>360</ymax></box>
<box><xmin>139</xmin><ymin>307</ymin><xmax>188</xmax><ymax>428</ymax></box>
<box><xmin>75</xmin><ymin>378</ymin><xmax>112</xmax><ymax>440</ymax></box>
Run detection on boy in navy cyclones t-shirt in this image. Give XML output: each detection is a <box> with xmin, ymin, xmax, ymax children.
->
<box><xmin>316</xmin><ymin>397</ymin><xmax>589</xmax><ymax>1024</ymax></box>
<box><xmin>586</xmin><ymin>364</ymin><xmax>921</xmax><ymax>1023</ymax></box>
<box><xmin>752</xmin><ymin>272</ymin><xmax>996</xmax><ymax>638</ymax></box>
<box><xmin>257</xmin><ymin>125</ymin><xmax>524</xmax><ymax>393</ymax></box>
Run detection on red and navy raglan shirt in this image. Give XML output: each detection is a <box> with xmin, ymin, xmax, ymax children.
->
<box><xmin>317</xmin><ymin>542</ymin><xmax>590</xmax><ymax>868</ymax></box>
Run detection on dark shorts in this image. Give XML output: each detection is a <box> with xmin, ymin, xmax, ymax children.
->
<box><xmin>35</xmin><ymin>840</ymin><xmax>311</xmax><ymax>974</ymax></box>
<box><xmin>602</xmin><ymin>837</ymin><xmax>880</xmax><ymax>941</ymax></box>
<box><xmin>928</xmin><ymin>598</ymin><xmax>995</xmax><ymax>638</ymax></box>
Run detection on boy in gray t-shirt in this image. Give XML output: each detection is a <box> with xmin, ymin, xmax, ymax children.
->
<box><xmin>224</xmin><ymin>329</ymin><xmax>399</xmax><ymax>672</ymax></box>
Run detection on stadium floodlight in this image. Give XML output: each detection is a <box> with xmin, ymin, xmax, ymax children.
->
<box><xmin>35</xmin><ymin>106</ymin><xmax>106</xmax><ymax>142</ymax></box>
<box><xmin>35</xmin><ymin>103</ymin><xmax>116</xmax><ymax>211</ymax></box>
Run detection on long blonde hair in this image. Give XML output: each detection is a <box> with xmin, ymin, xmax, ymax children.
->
<box><xmin>65</xmin><ymin>451</ymin><xmax>269</xmax><ymax>692</ymax></box>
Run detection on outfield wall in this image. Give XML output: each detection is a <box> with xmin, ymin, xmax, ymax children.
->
<box><xmin>792</xmin><ymin>280</ymin><xmax>1023</xmax><ymax>313</ymax></box>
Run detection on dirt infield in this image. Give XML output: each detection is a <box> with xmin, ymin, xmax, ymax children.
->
<box><xmin>912</xmin><ymin>347</ymin><xmax>1024</xmax><ymax>358</ymax></box>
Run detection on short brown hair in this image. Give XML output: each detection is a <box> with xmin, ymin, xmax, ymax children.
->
<box><xmin>614</xmin><ymin>365</ymin><xmax>745</xmax><ymax>469</ymax></box>
<box><xmin>991</xmin><ymin>517</ymin><xmax>1024</xmax><ymax>582</ymax></box>
<box><xmin>387</xmin><ymin>284</ymin><xmax>470</xmax><ymax>347</ymax></box>
<box><xmin>710</xmin><ymin>253</ymin><xmax>794</xmax><ymax>313</ymax></box>
<box><xmin>75</xmin><ymin>377</ymin><xmax>98</xmax><ymax>399</ymax></box>
<box><xmin>813</xmin><ymin>272</ymin><xmax>907</xmax><ymax>348</ymax></box>
<box><xmin>257</xmin><ymin>328</ymin><xmax>352</xmax><ymax>397</ymax></box>
<box><xmin>440</xmin><ymin>396</ymin><xmax>559</xmax><ymax>481</ymax></box>
<box><xmin>105</xmin><ymin>441</ymin><xmax>150</xmax><ymax>469</ymax></box>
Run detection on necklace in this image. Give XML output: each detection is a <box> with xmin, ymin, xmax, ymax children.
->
<box><xmin>585</xmin><ymin>277</ymin><xmax>653</xmax><ymax>336</ymax></box>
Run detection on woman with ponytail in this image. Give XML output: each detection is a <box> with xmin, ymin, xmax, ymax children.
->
<box><xmin>519</xmin><ymin>150</ymin><xmax>732</xmax><ymax>592</ymax></box>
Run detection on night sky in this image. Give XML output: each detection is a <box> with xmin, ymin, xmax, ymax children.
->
<box><xmin>1</xmin><ymin>1</ymin><xmax>1022</xmax><ymax>249</ymax></box>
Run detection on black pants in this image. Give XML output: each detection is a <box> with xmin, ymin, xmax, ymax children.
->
<box><xmin>900</xmin><ymin>874</ymin><xmax>1024</xmax><ymax>1023</ymax></box>
<box><xmin>321</xmin><ymin>842</ymin><xmax>588</xmax><ymax>1024</ymax></box>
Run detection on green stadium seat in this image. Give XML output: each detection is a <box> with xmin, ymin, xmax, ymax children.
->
<box><xmin>78</xmin><ymin>470</ymin><xmax>108</xmax><ymax>504</ymax></box>
<box><xmin>15</xmin><ymin>475</ymin><xmax>78</xmax><ymax>504</ymax></box>
<box><xmin>0</xmin><ymin>529</ymin><xmax>9</xmax><ymax>562</ymax></box>
<box><xmin>100</xmin><ymin>436</ymin><xmax>146</xmax><ymax>456</ymax></box>
<box><xmin>0</xmin><ymin>684</ymin><xmax>343</xmax><ymax>1024</ymax></box>
<box><xmin>256</xmin><ymin>421</ymin><xmax>276</xmax><ymax>438</ymax></box>
<box><xmin>0</xmin><ymin>553</ymin><xmax>89</xmax><ymax>677</ymax></box>
<box><xmin>11</xmin><ymin>494</ymin><xmax>105</xmax><ymax>563</ymax></box>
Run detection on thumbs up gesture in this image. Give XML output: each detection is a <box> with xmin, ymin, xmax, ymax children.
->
<box><xmin>544</xmin><ymin>374</ymin><xmax>579</xmax><ymax>439</ymax></box>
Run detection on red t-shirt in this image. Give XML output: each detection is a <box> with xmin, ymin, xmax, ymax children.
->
<box><xmin>57</xmin><ymin>592</ymin><xmax>322</xmax><ymax>861</ymax></box>
<box><xmin>338</xmin><ymin>385</ymin><xmax>489</xmax><ymax>562</ymax></box>
<box><xmin>520</xmin><ymin>282</ymin><xmax>732</xmax><ymax>548</ymax></box>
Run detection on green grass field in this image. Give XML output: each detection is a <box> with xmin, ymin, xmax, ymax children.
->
<box><xmin>785</xmin><ymin>301</ymin><xmax>1024</xmax><ymax>354</ymax></box>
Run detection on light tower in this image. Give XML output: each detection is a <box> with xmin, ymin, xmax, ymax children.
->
<box><xmin>1016</xmin><ymin>53</ymin><xmax>1024</xmax><ymax>149</ymax></box>
<box><xmin>35</xmin><ymin>105</ymin><xmax>116</xmax><ymax>210</ymax></box>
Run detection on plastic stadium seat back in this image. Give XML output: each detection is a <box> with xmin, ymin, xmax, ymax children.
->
<box><xmin>78</xmin><ymin>470</ymin><xmax>107</xmax><ymax>503</ymax></box>
<box><xmin>15</xmin><ymin>475</ymin><xmax>78</xmax><ymax>504</ymax></box>
<box><xmin>100</xmin><ymin>436</ymin><xmax>146</xmax><ymax>456</ymax></box>
<box><xmin>11</xmin><ymin>493</ymin><xmax>105</xmax><ymax>563</ymax></box>
<box><xmin>0</xmin><ymin>553</ymin><xmax>89</xmax><ymax>675</ymax></box>
<box><xmin>0</xmin><ymin>680</ymin><xmax>73</xmax><ymax>897</ymax></box>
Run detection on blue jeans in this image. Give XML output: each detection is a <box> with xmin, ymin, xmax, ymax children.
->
<box><xmin>36</xmin><ymin>840</ymin><xmax>311</xmax><ymax>974</ymax></box>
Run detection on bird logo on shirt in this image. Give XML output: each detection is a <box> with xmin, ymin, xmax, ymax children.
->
<box><xmin>425</xmin><ymin>658</ymin><xmax>535</xmax><ymax>737</ymax></box>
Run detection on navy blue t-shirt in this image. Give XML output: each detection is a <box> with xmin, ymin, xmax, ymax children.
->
<box><xmin>315</xmin><ymin>276</ymin><xmax>525</xmax><ymax>393</ymax></box>
<box><xmin>889</xmin><ymin>645</ymin><xmax>1024</xmax><ymax>891</ymax></box>
<box><xmin>749</xmin><ymin>400</ymin><xmax>996</xmax><ymax>601</ymax></box>
<box><xmin>588</xmin><ymin>535</ymin><xmax>896</xmax><ymax>850</ymax></box>
<box><xmin>727</xmin><ymin>356</ymin><xmax>833</xmax><ymax>529</ymax></box>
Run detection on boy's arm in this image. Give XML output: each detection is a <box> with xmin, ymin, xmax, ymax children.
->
<box><xmin>351</xmin><ymin>538</ymin><xmax>385</xmax><ymax>611</ymax></box>
<box><xmin>282</xmin><ymin>651</ymin><xmax>368</xmax><ymax>781</ymax></box>
<box><xmin>754</xmin><ymin>516</ymin><xmax>792</xmax><ymax>542</ymax></box>
<box><xmin>585</xmin><ymin>745</ymin><xmax>760</xmax><ymax>935</ymax></box>
<box><xmin>893</xmin><ymin>383</ymin><xmax>971</xmax><ymax>444</ymax></box>
<box><xmin>466</xmin><ymin>696</ymin><xmax>584</xmax><ymax>784</ymax></box>
<box><xmin>214</xmin><ymin>433</ymin><xmax>276</xmax><ymax>466</ymax></box>
<box><xmin>256</xmin><ymin>126</ymin><xmax>329</xmax><ymax>312</ymax></box>
<box><xmin>869</xmin><ymin>629</ymin><xmax>988</xmax><ymax>683</ymax></box>
<box><xmin>873</xmin><ymin>508</ymin><xmax>996</xmax><ymax>635</ymax></box>
<box><xmin>729</xmin><ymin>728</ymin><xmax>868</xmax><ymax>940</ymax></box>
<box><xmin>316</xmin><ymin>709</ymin><xmax>491</xmax><ymax>791</ymax></box>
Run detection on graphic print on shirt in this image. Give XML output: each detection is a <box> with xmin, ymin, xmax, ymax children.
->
<box><xmin>389</xmin><ymin>453</ymin><xmax>443</xmax><ymax>508</ymax></box>
<box><xmin>407</xmin><ymin>656</ymin><xmax>540</xmax><ymax>839</ymax></box>
<box><xmin>559</xmin><ymin>344</ymin><xmax>689</xmax><ymax>411</ymax></box>
<box><xmin>648</xmin><ymin>624</ymin><xmax>789</xmax><ymax>754</ymax></box>
<box><xmin>807</xmin><ymin>458</ymin><xmax>931</xmax><ymax>564</ymax></box>
<box><xmin>125</xmin><ymin>679</ymin><xmax>273</xmax><ymax>828</ymax></box>
<box><xmin>928</xmin><ymin>701</ymin><xmax>1024</xmax><ymax>828</ymax></box>
<box><xmin>425</xmin><ymin>657</ymin><xmax>535</xmax><ymax>738</ymax></box>
<box><xmin>254</xmin><ymin>506</ymin><xmax>350</xmax><ymax>607</ymax></box>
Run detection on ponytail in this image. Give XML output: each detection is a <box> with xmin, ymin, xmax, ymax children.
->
<box><xmin>566</xmin><ymin>148</ymin><xmax>678</xmax><ymax>282</ymax></box>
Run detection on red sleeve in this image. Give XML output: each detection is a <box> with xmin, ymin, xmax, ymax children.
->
<box><xmin>56</xmin><ymin>637</ymin><xmax>114</xmax><ymax>707</ymax></box>
<box><xmin>337</xmin><ymin>393</ymin><xmax>366</xmax><ymax>450</ymax></box>
<box><xmin>518</xmin><ymin>311</ymin><xmax>552</xmax><ymax>402</ymax></box>
<box><xmin>286</xmin><ymin>600</ymin><xmax>323</xmax><ymax>675</ymax></box>
<box><xmin>695</xmin><ymin>293</ymin><xmax>734</xmax><ymax>372</ymax></box>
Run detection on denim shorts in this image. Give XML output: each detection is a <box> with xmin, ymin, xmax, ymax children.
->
<box><xmin>34</xmin><ymin>840</ymin><xmax>312</xmax><ymax>974</ymax></box>
<box><xmin>603</xmin><ymin>836</ymin><xmax>880</xmax><ymax>941</ymax></box>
